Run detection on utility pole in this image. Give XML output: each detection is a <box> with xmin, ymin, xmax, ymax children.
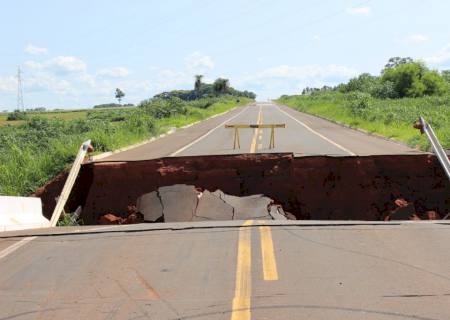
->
<box><xmin>17</xmin><ymin>66</ymin><xmax>24</xmax><ymax>111</ymax></box>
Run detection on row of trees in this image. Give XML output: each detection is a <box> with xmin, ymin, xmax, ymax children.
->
<box><xmin>301</xmin><ymin>57</ymin><xmax>450</xmax><ymax>99</ymax></box>
<box><xmin>112</xmin><ymin>76</ymin><xmax>255</xmax><ymax>106</ymax></box>
<box><xmin>155</xmin><ymin>76</ymin><xmax>256</xmax><ymax>101</ymax></box>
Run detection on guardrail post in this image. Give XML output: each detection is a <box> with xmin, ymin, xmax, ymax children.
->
<box><xmin>50</xmin><ymin>140</ymin><xmax>92</xmax><ymax>226</ymax></box>
<box><xmin>415</xmin><ymin>117</ymin><xmax>450</xmax><ymax>181</ymax></box>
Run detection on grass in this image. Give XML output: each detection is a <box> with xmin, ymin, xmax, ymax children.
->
<box><xmin>277</xmin><ymin>92</ymin><xmax>449</xmax><ymax>150</ymax></box>
<box><xmin>0</xmin><ymin>97</ymin><xmax>250</xmax><ymax>196</ymax></box>
<box><xmin>0</xmin><ymin>107</ymin><xmax>140</xmax><ymax>126</ymax></box>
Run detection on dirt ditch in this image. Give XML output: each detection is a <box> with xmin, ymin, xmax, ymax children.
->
<box><xmin>35</xmin><ymin>153</ymin><xmax>449</xmax><ymax>224</ymax></box>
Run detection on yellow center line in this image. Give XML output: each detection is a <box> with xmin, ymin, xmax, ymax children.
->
<box><xmin>259</xmin><ymin>226</ymin><xmax>279</xmax><ymax>281</ymax></box>
<box><xmin>231</xmin><ymin>220</ymin><xmax>253</xmax><ymax>320</ymax></box>
<box><xmin>249</xmin><ymin>106</ymin><xmax>262</xmax><ymax>153</ymax></box>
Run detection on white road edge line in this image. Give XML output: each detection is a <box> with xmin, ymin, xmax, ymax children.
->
<box><xmin>275</xmin><ymin>105</ymin><xmax>356</xmax><ymax>156</ymax></box>
<box><xmin>0</xmin><ymin>236</ymin><xmax>36</xmax><ymax>261</ymax></box>
<box><xmin>170</xmin><ymin>105</ymin><xmax>250</xmax><ymax>156</ymax></box>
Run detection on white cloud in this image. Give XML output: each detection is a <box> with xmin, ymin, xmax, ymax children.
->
<box><xmin>0</xmin><ymin>76</ymin><xmax>16</xmax><ymax>92</ymax></box>
<box><xmin>425</xmin><ymin>43</ymin><xmax>450</xmax><ymax>64</ymax></box>
<box><xmin>245</xmin><ymin>64</ymin><xmax>358</xmax><ymax>81</ymax></box>
<box><xmin>405</xmin><ymin>34</ymin><xmax>429</xmax><ymax>44</ymax></box>
<box><xmin>47</xmin><ymin>56</ymin><xmax>87</xmax><ymax>74</ymax></box>
<box><xmin>97</xmin><ymin>67</ymin><xmax>130</xmax><ymax>78</ymax></box>
<box><xmin>155</xmin><ymin>69</ymin><xmax>191</xmax><ymax>91</ymax></box>
<box><xmin>346</xmin><ymin>6</ymin><xmax>371</xmax><ymax>15</ymax></box>
<box><xmin>24</xmin><ymin>56</ymin><xmax>86</xmax><ymax>74</ymax></box>
<box><xmin>25</xmin><ymin>72</ymin><xmax>74</xmax><ymax>95</ymax></box>
<box><xmin>24</xmin><ymin>44</ymin><xmax>48</xmax><ymax>55</ymax></box>
<box><xmin>184</xmin><ymin>51</ymin><xmax>214</xmax><ymax>72</ymax></box>
<box><xmin>24</xmin><ymin>60</ymin><xmax>44</xmax><ymax>70</ymax></box>
<box><xmin>236</xmin><ymin>64</ymin><xmax>359</xmax><ymax>99</ymax></box>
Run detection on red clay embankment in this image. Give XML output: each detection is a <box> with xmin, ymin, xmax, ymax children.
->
<box><xmin>35</xmin><ymin>153</ymin><xmax>449</xmax><ymax>223</ymax></box>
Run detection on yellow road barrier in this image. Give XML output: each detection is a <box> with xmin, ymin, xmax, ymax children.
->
<box><xmin>225</xmin><ymin>124</ymin><xmax>285</xmax><ymax>150</ymax></box>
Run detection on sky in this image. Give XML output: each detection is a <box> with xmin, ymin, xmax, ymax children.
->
<box><xmin>1</xmin><ymin>0</ymin><xmax>450</xmax><ymax>110</ymax></box>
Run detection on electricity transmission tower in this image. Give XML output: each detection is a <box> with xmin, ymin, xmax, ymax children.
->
<box><xmin>17</xmin><ymin>66</ymin><xmax>24</xmax><ymax>111</ymax></box>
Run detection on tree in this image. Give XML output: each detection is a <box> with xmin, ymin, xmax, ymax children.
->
<box><xmin>213</xmin><ymin>78</ymin><xmax>230</xmax><ymax>94</ymax></box>
<box><xmin>384</xmin><ymin>57</ymin><xmax>414</xmax><ymax>69</ymax></box>
<box><xmin>382</xmin><ymin>61</ymin><xmax>447</xmax><ymax>97</ymax></box>
<box><xmin>194</xmin><ymin>75</ymin><xmax>203</xmax><ymax>96</ymax></box>
<box><xmin>421</xmin><ymin>70</ymin><xmax>447</xmax><ymax>96</ymax></box>
<box><xmin>115</xmin><ymin>88</ymin><xmax>125</xmax><ymax>104</ymax></box>
<box><xmin>381</xmin><ymin>61</ymin><xmax>426</xmax><ymax>97</ymax></box>
<box><xmin>344</xmin><ymin>73</ymin><xmax>379</xmax><ymax>93</ymax></box>
<box><xmin>441</xmin><ymin>70</ymin><xmax>450</xmax><ymax>83</ymax></box>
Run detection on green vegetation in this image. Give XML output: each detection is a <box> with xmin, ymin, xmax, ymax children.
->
<box><xmin>7</xmin><ymin>111</ymin><xmax>28</xmax><ymax>121</ymax></box>
<box><xmin>115</xmin><ymin>88</ymin><xmax>125</xmax><ymax>104</ymax></box>
<box><xmin>278</xmin><ymin>57</ymin><xmax>450</xmax><ymax>150</ymax></box>
<box><xmin>278</xmin><ymin>92</ymin><xmax>449</xmax><ymax>150</ymax></box>
<box><xmin>93</xmin><ymin>103</ymin><xmax>134</xmax><ymax>108</ymax></box>
<box><xmin>1</xmin><ymin>109</ymin><xmax>90</xmax><ymax>126</ymax></box>
<box><xmin>0</xmin><ymin>95</ymin><xmax>251</xmax><ymax>196</ymax></box>
<box><xmin>154</xmin><ymin>76</ymin><xmax>256</xmax><ymax>101</ymax></box>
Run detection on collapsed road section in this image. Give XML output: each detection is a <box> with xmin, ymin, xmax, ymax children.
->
<box><xmin>97</xmin><ymin>185</ymin><xmax>291</xmax><ymax>224</ymax></box>
<box><xmin>35</xmin><ymin>153</ymin><xmax>449</xmax><ymax>224</ymax></box>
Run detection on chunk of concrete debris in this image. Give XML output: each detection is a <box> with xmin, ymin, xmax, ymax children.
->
<box><xmin>97</xmin><ymin>206</ymin><xmax>144</xmax><ymax>225</ymax></box>
<box><xmin>385</xmin><ymin>198</ymin><xmax>416</xmax><ymax>221</ymax></box>
<box><xmin>194</xmin><ymin>190</ymin><xmax>234</xmax><ymax>221</ymax></box>
<box><xmin>159</xmin><ymin>184</ymin><xmax>198</xmax><ymax>222</ymax></box>
<box><xmin>98</xmin><ymin>213</ymin><xmax>124</xmax><ymax>224</ymax></box>
<box><xmin>212</xmin><ymin>190</ymin><xmax>273</xmax><ymax>220</ymax></box>
<box><xmin>136</xmin><ymin>191</ymin><xmax>163</xmax><ymax>222</ymax></box>
<box><xmin>269</xmin><ymin>205</ymin><xmax>288</xmax><ymax>220</ymax></box>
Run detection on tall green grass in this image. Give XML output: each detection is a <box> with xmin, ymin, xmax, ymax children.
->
<box><xmin>277</xmin><ymin>92</ymin><xmax>449</xmax><ymax>150</ymax></box>
<box><xmin>0</xmin><ymin>97</ymin><xmax>250</xmax><ymax>196</ymax></box>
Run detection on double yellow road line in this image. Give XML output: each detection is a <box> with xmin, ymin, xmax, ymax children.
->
<box><xmin>231</xmin><ymin>221</ymin><xmax>279</xmax><ymax>320</ymax></box>
<box><xmin>249</xmin><ymin>106</ymin><xmax>263</xmax><ymax>153</ymax></box>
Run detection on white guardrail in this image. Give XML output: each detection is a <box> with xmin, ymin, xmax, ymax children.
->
<box><xmin>418</xmin><ymin>117</ymin><xmax>450</xmax><ymax>181</ymax></box>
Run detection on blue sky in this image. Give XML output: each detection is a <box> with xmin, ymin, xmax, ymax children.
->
<box><xmin>1</xmin><ymin>0</ymin><xmax>450</xmax><ymax>110</ymax></box>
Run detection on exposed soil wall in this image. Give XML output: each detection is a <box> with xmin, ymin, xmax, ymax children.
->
<box><xmin>35</xmin><ymin>153</ymin><xmax>449</xmax><ymax>223</ymax></box>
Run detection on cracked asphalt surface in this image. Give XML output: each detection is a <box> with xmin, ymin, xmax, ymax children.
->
<box><xmin>1</xmin><ymin>221</ymin><xmax>450</xmax><ymax>319</ymax></box>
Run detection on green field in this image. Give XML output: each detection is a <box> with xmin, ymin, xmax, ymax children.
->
<box><xmin>277</xmin><ymin>92</ymin><xmax>449</xmax><ymax>150</ymax></box>
<box><xmin>0</xmin><ymin>106</ymin><xmax>138</xmax><ymax>126</ymax></box>
<box><xmin>0</xmin><ymin>97</ymin><xmax>251</xmax><ymax>196</ymax></box>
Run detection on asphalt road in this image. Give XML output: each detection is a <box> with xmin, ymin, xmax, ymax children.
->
<box><xmin>1</xmin><ymin>221</ymin><xmax>449</xmax><ymax>319</ymax></box>
<box><xmin>103</xmin><ymin>102</ymin><xmax>421</xmax><ymax>161</ymax></box>
<box><xmin>2</xmin><ymin>103</ymin><xmax>445</xmax><ymax>320</ymax></box>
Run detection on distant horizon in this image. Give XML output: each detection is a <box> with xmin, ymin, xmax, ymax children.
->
<box><xmin>1</xmin><ymin>0</ymin><xmax>450</xmax><ymax>110</ymax></box>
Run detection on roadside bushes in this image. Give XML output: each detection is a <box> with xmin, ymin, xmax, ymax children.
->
<box><xmin>139</xmin><ymin>97</ymin><xmax>187</xmax><ymax>119</ymax></box>
<box><xmin>277</xmin><ymin>92</ymin><xmax>449</xmax><ymax>150</ymax></box>
<box><xmin>0</xmin><ymin>96</ymin><xmax>250</xmax><ymax>196</ymax></box>
<box><xmin>7</xmin><ymin>111</ymin><xmax>28</xmax><ymax>121</ymax></box>
<box><xmin>345</xmin><ymin>92</ymin><xmax>371</xmax><ymax>116</ymax></box>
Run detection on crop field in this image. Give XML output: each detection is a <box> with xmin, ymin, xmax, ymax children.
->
<box><xmin>277</xmin><ymin>92</ymin><xmax>449</xmax><ymax>150</ymax></box>
<box><xmin>0</xmin><ymin>97</ymin><xmax>250</xmax><ymax>196</ymax></box>
<box><xmin>0</xmin><ymin>106</ymin><xmax>139</xmax><ymax>126</ymax></box>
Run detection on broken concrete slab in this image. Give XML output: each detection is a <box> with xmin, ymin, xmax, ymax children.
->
<box><xmin>194</xmin><ymin>190</ymin><xmax>234</xmax><ymax>221</ymax></box>
<box><xmin>269</xmin><ymin>205</ymin><xmax>288</xmax><ymax>220</ymax></box>
<box><xmin>212</xmin><ymin>190</ymin><xmax>272</xmax><ymax>220</ymax></box>
<box><xmin>136</xmin><ymin>191</ymin><xmax>163</xmax><ymax>222</ymax></box>
<box><xmin>159</xmin><ymin>184</ymin><xmax>198</xmax><ymax>222</ymax></box>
